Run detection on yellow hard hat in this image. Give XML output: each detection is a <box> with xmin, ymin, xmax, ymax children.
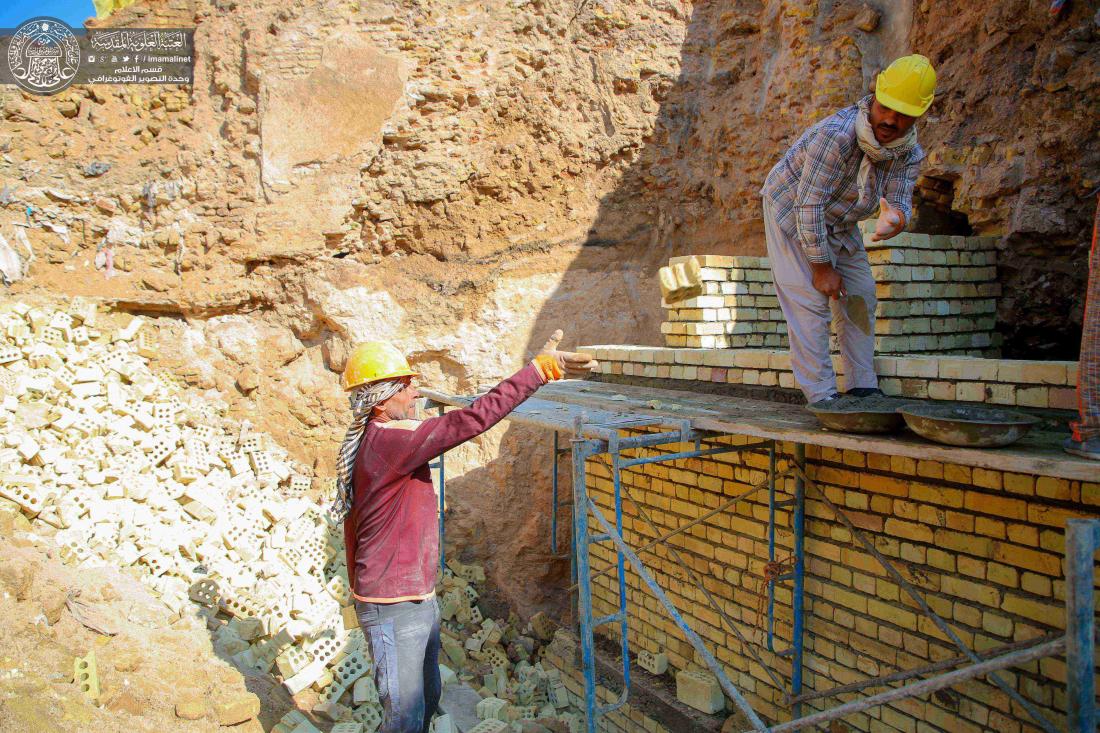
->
<box><xmin>341</xmin><ymin>341</ymin><xmax>419</xmax><ymax>391</ymax></box>
<box><xmin>875</xmin><ymin>54</ymin><xmax>936</xmax><ymax>118</ymax></box>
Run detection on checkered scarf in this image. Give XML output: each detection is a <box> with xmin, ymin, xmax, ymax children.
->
<box><xmin>854</xmin><ymin>95</ymin><xmax>917</xmax><ymax>208</ymax></box>
<box><xmin>330</xmin><ymin>378</ymin><xmax>405</xmax><ymax>522</ymax></box>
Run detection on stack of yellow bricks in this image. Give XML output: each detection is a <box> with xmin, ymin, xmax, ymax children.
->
<box><xmin>661</xmin><ymin>256</ymin><xmax>787</xmax><ymax>350</ymax></box>
<box><xmin>576</xmin><ymin>434</ymin><xmax>1098</xmax><ymax>731</ymax></box>
<box><xmin>659</xmin><ymin>225</ymin><xmax>1002</xmax><ymax>357</ymax></box>
<box><xmin>866</xmin><ymin>223</ymin><xmax>1001</xmax><ymax>356</ymax></box>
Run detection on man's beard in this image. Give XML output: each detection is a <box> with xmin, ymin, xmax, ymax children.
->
<box><xmin>875</xmin><ymin>122</ymin><xmax>898</xmax><ymax>140</ymax></box>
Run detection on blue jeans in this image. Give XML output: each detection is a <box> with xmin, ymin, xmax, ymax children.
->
<box><xmin>356</xmin><ymin>597</ymin><xmax>441</xmax><ymax>733</ymax></box>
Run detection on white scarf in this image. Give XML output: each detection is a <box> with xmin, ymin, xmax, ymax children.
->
<box><xmin>330</xmin><ymin>378</ymin><xmax>405</xmax><ymax>522</ymax></box>
<box><xmin>854</xmin><ymin>96</ymin><xmax>917</xmax><ymax>208</ymax></box>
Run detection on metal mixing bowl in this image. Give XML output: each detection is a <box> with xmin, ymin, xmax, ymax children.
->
<box><xmin>898</xmin><ymin>403</ymin><xmax>1040</xmax><ymax>448</ymax></box>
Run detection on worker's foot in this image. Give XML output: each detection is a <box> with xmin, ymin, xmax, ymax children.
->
<box><xmin>1063</xmin><ymin>436</ymin><xmax>1100</xmax><ymax>461</ymax></box>
<box><xmin>844</xmin><ymin>387</ymin><xmax>885</xmax><ymax>398</ymax></box>
<box><xmin>807</xmin><ymin>393</ymin><xmax>842</xmax><ymax>409</ymax></box>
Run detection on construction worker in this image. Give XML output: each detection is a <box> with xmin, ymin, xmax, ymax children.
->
<box><xmin>1065</xmin><ymin>194</ymin><xmax>1099</xmax><ymax>460</ymax></box>
<box><xmin>331</xmin><ymin>332</ymin><xmax>596</xmax><ymax>733</ymax></box>
<box><xmin>760</xmin><ymin>55</ymin><xmax>936</xmax><ymax>407</ymax></box>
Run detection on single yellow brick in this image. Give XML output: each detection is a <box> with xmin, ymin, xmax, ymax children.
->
<box><xmin>953</xmin><ymin>601</ymin><xmax>983</xmax><ymax>628</ymax></box>
<box><xmin>986</xmin><ymin>562</ymin><xmax>1018</xmax><ymax>588</ymax></box>
<box><xmin>974</xmin><ymin>516</ymin><xmax>1006</xmax><ymax>539</ymax></box>
<box><xmin>1015</xmin><ymin>386</ymin><xmax>1048</xmax><ymax>407</ymax></box>
<box><xmin>963</xmin><ymin>491</ymin><xmax>1026</xmax><ymax>520</ymax></box>
<box><xmin>916</xmin><ymin>460</ymin><xmax>944</xmax><ymax>479</ymax></box>
<box><xmin>892</xmin><ymin>499</ymin><xmax>919</xmax><ymax>520</ymax></box>
<box><xmin>972</xmin><ymin>469</ymin><xmax>1002</xmax><ymax>490</ymax></box>
<box><xmin>869</xmin><ymin>495</ymin><xmax>892</xmax><ymax>514</ymax></box>
<box><xmin>936</xmin><ymin>529</ymin><xmax>993</xmax><ymax>558</ymax></box>
<box><xmin>992</xmin><ymin>542</ymin><xmax>1061</xmax><ymax>576</ymax></box>
<box><xmin>945</xmin><ymin>510</ymin><xmax>974</xmax><ymax>532</ymax></box>
<box><xmin>927</xmin><ymin>381</ymin><xmax>956</xmax><ymax>400</ymax></box>
<box><xmin>1002</xmin><ymin>473</ymin><xmax>1035</xmax><ymax>496</ymax></box>
<box><xmin>842</xmin><ymin>450</ymin><xmax>865</xmax><ymax>467</ymax></box>
<box><xmin>884</xmin><ymin>518</ymin><xmax>934</xmax><ymax>543</ymax></box>
<box><xmin>986</xmin><ymin>382</ymin><xmax>1016</xmax><ymax>405</ymax></box>
<box><xmin>1028</xmin><ymin>503</ymin><xmax>1082</xmax><ymax>528</ymax></box>
<box><xmin>955</xmin><ymin>381</ymin><xmax>987</xmax><ymax>403</ymax></box>
<box><xmin>890</xmin><ymin>455</ymin><xmax>917</xmax><ymax>474</ymax></box>
<box><xmin>1000</xmin><ymin>594</ymin><xmax>1060</xmax><ymax>626</ymax></box>
<box><xmin>927</xmin><ymin>548</ymin><xmax>956</xmax><ymax>572</ymax></box>
<box><xmin>875</xmin><ymin>578</ymin><xmax>901</xmax><ymax>602</ymax></box>
<box><xmin>1034</xmin><ymin>476</ymin><xmax>1073</xmax><ymax>501</ymax></box>
<box><xmin>867</xmin><ymin>453</ymin><xmax>892</xmax><ymax>471</ymax></box>
<box><xmin>1020</xmin><ymin>572</ymin><xmax>1052</xmax><ymax>596</ymax></box>
<box><xmin>956</xmin><ymin>555</ymin><xmax>986</xmax><ymax>579</ymax></box>
<box><xmin>1083</xmin><ymin>482</ymin><xmax>1100</xmax><ymax>507</ymax></box>
<box><xmin>943</xmin><ymin>464</ymin><xmax>971</xmax><ymax>484</ymax></box>
<box><xmin>1019</xmin><ymin>362</ymin><xmax>1066</xmax><ymax>385</ymax></box>
<box><xmin>844</xmin><ymin>492</ymin><xmax>869</xmax><ymax>510</ymax></box>
<box><xmin>1006</xmin><ymin>523</ymin><xmax>1039</xmax><ymax>546</ymax></box>
<box><xmin>910</xmin><ymin>483</ymin><xmax>964</xmax><ymax>508</ymax></box>
<box><xmin>1039</xmin><ymin>529</ymin><xmax>1065</xmax><ymax>554</ymax></box>
<box><xmin>860</xmin><ymin>473</ymin><xmax>910</xmax><ymax>497</ymax></box>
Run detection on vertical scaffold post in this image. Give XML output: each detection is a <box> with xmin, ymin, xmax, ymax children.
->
<box><xmin>437</xmin><ymin>404</ymin><xmax>446</xmax><ymax>571</ymax></box>
<box><xmin>1065</xmin><ymin>518</ymin><xmax>1099</xmax><ymax>733</ymax></box>
<box><xmin>571</xmin><ymin>416</ymin><xmax>600</xmax><ymax>733</ymax></box>
<box><xmin>767</xmin><ymin>441</ymin><xmax>778</xmax><ymax>652</ymax></box>
<box><xmin>791</xmin><ymin>442</ymin><xmax>806</xmax><ymax>720</ymax></box>
<box><xmin>552</xmin><ymin>431</ymin><xmax>560</xmax><ymax>555</ymax></box>
<box><xmin>609</xmin><ymin>446</ymin><xmax>632</xmax><ymax>708</ymax></box>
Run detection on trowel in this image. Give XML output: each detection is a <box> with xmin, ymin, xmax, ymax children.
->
<box><xmin>843</xmin><ymin>294</ymin><xmax>871</xmax><ymax>335</ymax></box>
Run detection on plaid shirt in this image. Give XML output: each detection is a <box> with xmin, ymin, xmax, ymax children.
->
<box><xmin>761</xmin><ymin>95</ymin><xmax>925</xmax><ymax>263</ymax></box>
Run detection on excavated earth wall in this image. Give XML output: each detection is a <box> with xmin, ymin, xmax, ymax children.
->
<box><xmin>1</xmin><ymin>0</ymin><xmax>1098</xmax><ymax>618</ymax></box>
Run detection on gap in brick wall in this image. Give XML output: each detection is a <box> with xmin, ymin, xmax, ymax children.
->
<box><xmin>911</xmin><ymin>175</ymin><xmax>974</xmax><ymax>236</ymax></box>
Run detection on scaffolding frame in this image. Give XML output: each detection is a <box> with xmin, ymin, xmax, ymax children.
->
<box><xmin>560</xmin><ymin>422</ymin><xmax>1098</xmax><ymax>733</ymax></box>
<box><xmin>423</xmin><ymin>391</ymin><xmax>1099</xmax><ymax>733</ymax></box>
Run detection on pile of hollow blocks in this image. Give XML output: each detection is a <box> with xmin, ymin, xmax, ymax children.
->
<box><xmin>0</xmin><ymin>299</ymin><xmax>582</xmax><ymax>733</ymax></box>
<box><xmin>660</xmin><ymin>223</ymin><xmax>1002</xmax><ymax>356</ymax></box>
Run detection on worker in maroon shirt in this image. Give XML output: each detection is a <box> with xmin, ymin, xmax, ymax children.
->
<box><xmin>331</xmin><ymin>331</ymin><xmax>597</xmax><ymax>733</ymax></box>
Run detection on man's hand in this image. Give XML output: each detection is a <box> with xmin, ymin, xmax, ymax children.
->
<box><xmin>810</xmin><ymin>262</ymin><xmax>846</xmax><ymax>300</ymax></box>
<box><xmin>870</xmin><ymin>197</ymin><xmax>905</xmax><ymax>242</ymax></box>
<box><xmin>537</xmin><ymin>329</ymin><xmax>598</xmax><ymax>379</ymax></box>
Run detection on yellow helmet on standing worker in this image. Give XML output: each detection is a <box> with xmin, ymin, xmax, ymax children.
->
<box><xmin>341</xmin><ymin>341</ymin><xmax>419</xmax><ymax>391</ymax></box>
<box><xmin>875</xmin><ymin>55</ymin><xmax>937</xmax><ymax>118</ymax></box>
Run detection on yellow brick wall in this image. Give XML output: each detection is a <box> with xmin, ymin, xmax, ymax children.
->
<box><xmin>581</xmin><ymin>433</ymin><xmax>1100</xmax><ymax>731</ymax></box>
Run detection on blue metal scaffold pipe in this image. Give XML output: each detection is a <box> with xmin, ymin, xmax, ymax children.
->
<box><xmin>570</xmin><ymin>417</ymin><xmax>770</xmax><ymax>733</ymax></box>
<box><xmin>552</xmin><ymin>431</ymin><xmax>560</xmax><ymax>554</ymax></box>
<box><xmin>790</xmin><ymin>444</ymin><xmax>805</xmax><ymax>719</ymax></box>
<box><xmin>571</xmin><ymin>431</ymin><xmax>602</xmax><ymax>732</ymax></box>
<box><xmin>1065</xmin><ymin>518</ymin><xmax>1099</xmax><ymax>733</ymax></box>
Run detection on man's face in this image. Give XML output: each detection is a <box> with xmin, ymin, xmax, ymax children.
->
<box><xmin>869</xmin><ymin>98</ymin><xmax>916</xmax><ymax>145</ymax></box>
<box><xmin>378</xmin><ymin>378</ymin><xmax>419</xmax><ymax>420</ymax></box>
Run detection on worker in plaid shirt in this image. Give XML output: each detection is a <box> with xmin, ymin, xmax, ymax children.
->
<box><xmin>760</xmin><ymin>56</ymin><xmax>936</xmax><ymax>407</ymax></box>
<box><xmin>1066</xmin><ymin>195</ymin><xmax>1099</xmax><ymax>461</ymax></box>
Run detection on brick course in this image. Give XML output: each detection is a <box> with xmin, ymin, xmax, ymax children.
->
<box><xmin>583</xmin><ymin>346</ymin><xmax>1078</xmax><ymax>411</ymax></box>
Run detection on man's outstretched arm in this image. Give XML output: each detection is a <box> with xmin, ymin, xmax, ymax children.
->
<box><xmin>391</xmin><ymin>332</ymin><xmax>595</xmax><ymax>473</ymax></box>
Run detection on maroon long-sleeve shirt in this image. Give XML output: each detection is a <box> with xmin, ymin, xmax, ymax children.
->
<box><xmin>344</xmin><ymin>362</ymin><xmax>546</xmax><ymax>602</ymax></box>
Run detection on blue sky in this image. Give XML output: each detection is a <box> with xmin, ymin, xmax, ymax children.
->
<box><xmin>0</xmin><ymin>0</ymin><xmax>97</xmax><ymax>29</ymax></box>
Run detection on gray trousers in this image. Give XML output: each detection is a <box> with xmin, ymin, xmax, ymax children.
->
<box><xmin>762</xmin><ymin>198</ymin><xmax>878</xmax><ymax>403</ymax></box>
<box><xmin>356</xmin><ymin>597</ymin><xmax>442</xmax><ymax>733</ymax></box>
